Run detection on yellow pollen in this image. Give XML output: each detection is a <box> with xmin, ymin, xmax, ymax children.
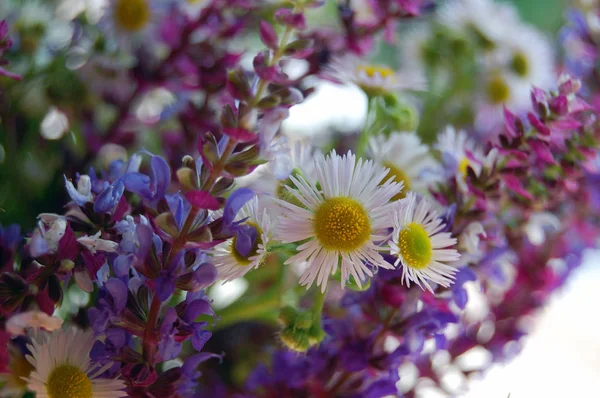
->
<box><xmin>114</xmin><ymin>0</ymin><xmax>151</xmax><ymax>32</ymax></box>
<box><xmin>314</xmin><ymin>197</ymin><xmax>371</xmax><ymax>252</ymax></box>
<box><xmin>458</xmin><ymin>157</ymin><xmax>470</xmax><ymax>177</ymax></box>
<box><xmin>398</xmin><ymin>222</ymin><xmax>432</xmax><ymax>270</ymax></box>
<box><xmin>46</xmin><ymin>364</ymin><xmax>93</xmax><ymax>398</ymax></box>
<box><xmin>382</xmin><ymin>161</ymin><xmax>410</xmax><ymax>201</ymax></box>
<box><xmin>357</xmin><ymin>65</ymin><xmax>395</xmax><ymax>79</ymax></box>
<box><xmin>230</xmin><ymin>222</ymin><xmax>262</xmax><ymax>266</ymax></box>
<box><xmin>511</xmin><ymin>51</ymin><xmax>529</xmax><ymax>77</ymax></box>
<box><xmin>486</xmin><ymin>75</ymin><xmax>511</xmax><ymax>104</ymax></box>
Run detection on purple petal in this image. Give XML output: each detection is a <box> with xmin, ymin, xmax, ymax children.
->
<box><xmin>453</xmin><ymin>288</ymin><xmax>468</xmax><ymax>310</ymax></box>
<box><xmin>94</xmin><ymin>180</ymin><xmax>125</xmax><ymax>213</ymax></box>
<box><xmin>114</xmin><ymin>255</ymin><xmax>133</xmax><ymax>277</ymax></box>
<box><xmin>182</xmin><ymin>353</ymin><xmax>223</xmax><ymax>375</ymax></box>
<box><xmin>223</xmin><ymin>188</ymin><xmax>254</xmax><ymax>226</ymax></box>
<box><xmin>193</xmin><ymin>263</ymin><xmax>217</xmax><ymax>290</ymax></box>
<box><xmin>234</xmin><ymin>226</ymin><xmax>257</xmax><ymax>258</ymax></box>
<box><xmin>155</xmin><ymin>275</ymin><xmax>175</xmax><ymax>302</ymax></box>
<box><xmin>150</xmin><ymin>155</ymin><xmax>170</xmax><ymax>201</ymax></box>
<box><xmin>123</xmin><ymin>172</ymin><xmax>152</xmax><ymax>200</ymax></box>
<box><xmin>105</xmin><ymin>278</ymin><xmax>128</xmax><ymax>312</ymax></box>
<box><xmin>183</xmin><ymin>299</ymin><xmax>213</xmax><ymax>322</ymax></box>
<box><xmin>192</xmin><ymin>329</ymin><xmax>212</xmax><ymax>351</ymax></box>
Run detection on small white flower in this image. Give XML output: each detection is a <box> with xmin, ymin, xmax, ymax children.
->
<box><xmin>438</xmin><ymin>0</ymin><xmax>521</xmax><ymax>45</ymax></box>
<box><xmin>65</xmin><ymin>174</ymin><xmax>94</xmax><ymax>206</ymax></box>
<box><xmin>277</xmin><ymin>150</ymin><xmax>403</xmax><ymax>292</ymax></box>
<box><xmin>325</xmin><ymin>54</ymin><xmax>426</xmax><ymax>96</ymax></box>
<box><xmin>6</xmin><ymin>311</ymin><xmax>63</xmax><ymax>336</ymax></box>
<box><xmin>29</xmin><ymin>216</ymin><xmax>68</xmax><ymax>257</ymax></box>
<box><xmin>524</xmin><ymin>212</ymin><xmax>561</xmax><ymax>246</ymax></box>
<box><xmin>459</xmin><ymin>222</ymin><xmax>486</xmax><ymax>254</ymax></box>
<box><xmin>389</xmin><ymin>193</ymin><xmax>460</xmax><ymax>292</ymax></box>
<box><xmin>368</xmin><ymin>132</ymin><xmax>440</xmax><ymax>198</ymax></box>
<box><xmin>102</xmin><ymin>0</ymin><xmax>163</xmax><ymax>49</ymax></box>
<box><xmin>77</xmin><ymin>231</ymin><xmax>119</xmax><ymax>254</ymax></box>
<box><xmin>24</xmin><ymin>328</ymin><xmax>127</xmax><ymax>397</ymax></box>
<box><xmin>212</xmin><ymin>197</ymin><xmax>275</xmax><ymax>282</ymax></box>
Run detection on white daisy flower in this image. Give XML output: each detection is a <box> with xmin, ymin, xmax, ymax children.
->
<box><xmin>476</xmin><ymin>26</ymin><xmax>554</xmax><ymax>129</ymax></box>
<box><xmin>389</xmin><ymin>193</ymin><xmax>460</xmax><ymax>292</ymax></box>
<box><xmin>103</xmin><ymin>0</ymin><xmax>163</xmax><ymax>48</ymax></box>
<box><xmin>438</xmin><ymin>0</ymin><xmax>521</xmax><ymax>51</ymax></box>
<box><xmin>212</xmin><ymin>196</ymin><xmax>275</xmax><ymax>282</ymax></box>
<box><xmin>277</xmin><ymin>150</ymin><xmax>403</xmax><ymax>293</ymax></box>
<box><xmin>24</xmin><ymin>328</ymin><xmax>127</xmax><ymax>398</ymax></box>
<box><xmin>368</xmin><ymin>132</ymin><xmax>440</xmax><ymax>199</ymax></box>
<box><xmin>325</xmin><ymin>54</ymin><xmax>426</xmax><ymax>97</ymax></box>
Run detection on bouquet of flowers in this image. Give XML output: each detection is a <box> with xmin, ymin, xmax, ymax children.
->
<box><xmin>1</xmin><ymin>0</ymin><xmax>599</xmax><ymax>397</ymax></box>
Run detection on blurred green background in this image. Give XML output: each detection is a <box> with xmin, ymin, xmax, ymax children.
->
<box><xmin>505</xmin><ymin>0</ymin><xmax>566</xmax><ymax>32</ymax></box>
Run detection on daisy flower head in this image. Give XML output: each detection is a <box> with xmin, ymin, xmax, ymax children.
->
<box><xmin>498</xmin><ymin>26</ymin><xmax>554</xmax><ymax>88</ymax></box>
<box><xmin>368</xmin><ymin>132</ymin><xmax>440</xmax><ymax>200</ymax></box>
<box><xmin>212</xmin><ymin>196</ymin><xmax>275</xmax><ymax>282</ymax></box>
<box><xmin>325</xmin><ymin>54</ymin><xmax>426</xmax><ymax>97</ymax></box>
<box><xmin>389</xmin><ymin>192</ymin><xmax>460</xmax><ymax>292</ymax></box>
<box><xmin>438</xmin><ymin>0</ymin><xmax>521</xmax><ymax>52</ymax></box>
<box><xmin>475</xmin><ymin>28</ymin><xmax>554</xmax><ymax>132</ymax></box>
<box><xmin>24</xmin><ymin>328</ymin><xmax>127</xmax><ymax>398</ymax></box>
<box><xmin>102</xmin><ymin>0</ymin><xmax>163</xmax><ymax>49</ymax></box>
<box><xmin>277</xmin><ymin>150</ymin><xmax>404</xmax><ymax>293</ymax></box>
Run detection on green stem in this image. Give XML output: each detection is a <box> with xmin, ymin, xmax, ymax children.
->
<box><xmin>311</xmin><ymin>288</ymin><xmax>327</xmax><ymax>323</ymax></box>
<box><xmin>214</xmin><ymin>287</ymin><xmax>282</xmax><ymax>330</ymax></box>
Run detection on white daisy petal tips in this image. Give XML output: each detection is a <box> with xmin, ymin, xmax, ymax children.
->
<box><xmin>389</xmin><ymin>192</ymin><xmax>461</xmax><ymax>293</ymax></box>
<box><xmin>212</xmin><ymin>197</ymin><xmax>275</xmax><ymax>282</ymax></box>
<box><xmin>276</xmin><ymin>150</ymin><xmax>403</xmax><ymax>293</ymax></box>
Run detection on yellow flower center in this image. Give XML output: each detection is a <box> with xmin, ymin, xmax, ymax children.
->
<box><xmin>357</xmin><ymin>65</ymin><xmax>395</xmax><ymax>79</ymax></box>
<box><xmin>383</xmin><ymin>161</ymin><xmax>411</xmax><ymax>200</ymax></box>
<box><xmin>46</xmin><ymin>364</ymin><xmax>93</xmax><ymax>398</ymax></box>
<box><xmin>510</xmin><ymin>51</ymin><xmax>529</xmax><ymax>77</ymax></box>
<box><xmin>458</xmin><ymin>157</ymin><xmax>470</xmax><ymax>177</ymax></box>
<box><xmin>230</xmin><ymin>222</ymin><xmax>262</xmax><ymax>266</ymax></box>
<box><xmin>486</xmin><ymin>75</ymin><xmax>511</xmax><ymax>104</ymax></box>
<box><xmin>114</xmin><ymin>0</ymin><xmax>151</xmax><ymax>32</ymax></box>
<box><xmin>314</xmin><ymin>197</ymin><xmax>371</xmax><ymax>252</ymax></box>
<box><xmin>398</xmin><ymin>222</ymin><xmax>432</xmax><ymax>270</ymax></box>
